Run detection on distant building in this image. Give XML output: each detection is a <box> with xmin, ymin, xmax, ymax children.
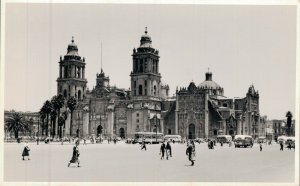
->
<box><xmin>4</xmin><ymin>110</ymin><xmax>40</xmax><ymax>138</ymax></box>
<box><xmin>273</xmin><ymin>119</ymin><xmax>295</xmax><ymax>140</ymax></box>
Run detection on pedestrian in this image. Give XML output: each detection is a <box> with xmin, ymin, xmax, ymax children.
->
<box><xmin>166</xmin><ymin>141</ymin><xmax>172</xmax><ymax>159</ymax></box>
<box><xmin>36</xmin><ymin>137</ymin><xmax>39</xmax><ymax>145</ymax></box>
<box><xmin>186</xmin><ymin>142</ymin><xmax>195</xmax><ymax>166</ymax></box>
<box><xmin>221</xmin><ymin>141</ymin><xmax>223</xmax><ymax>147</ymax></box>
<box><xmin>259</xmin><ymin>142</ymin><xmax>262</xmax><ymax>151</ymax></box>
<box><xmin>141</xmin><ymin>139</ymin><xmax>147</xmax><ymax>151</ymax></box>
<box><xmin>68</xmin><ymin>141</ymin><xmax>80</xmax><ymax>167</ymax></box>
<box><xmin>288</xmin><ymin>142</ymin><xmax>291</xmax><ymax>150</ymax></box>
<box><xmin>160</xmin><ymin>143</ymin><xmax>166</xmax><ymax>160</ymax></box>
<box><xmin>210</xmin><ymin>140</ymin><xmax>214</xmax><ymax>149</ymax></box>
<box><xmin>83</xmin><ymin>137</ymin><xmax>86</xmax><ymax>145</ymax></box>
<box><xmin>22</xmin><ymin>142</ymin><xmax>30</xmax><ymax>160</ymax></box>
<box><xmin>280</xmin><ymin>142</ymin><xmax>284</xmax><ymax>151</ymax></box>
<box><xmin>207</xmin><ymin>139</ymin><xmax>211</xmax><ymax>149</ymax></box>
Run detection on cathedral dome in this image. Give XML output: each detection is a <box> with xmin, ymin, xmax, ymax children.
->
<box><xmin>66</xmin><ymin>36</ymin><xmax>79</xmax><ymax>56</ymax></box>
<box><xmin>198</xmin><ymin>72</ymin><xmax>222</xmax><ymax>90</ymax></box>
<box><xmin>140</xmin><ymin>27</ymin><xmax>152</xmax><ymax>48</ymax></box>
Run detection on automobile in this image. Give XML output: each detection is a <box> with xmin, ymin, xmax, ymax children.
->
<box><xmin>257</xmin><ymin>136</ymin><xmax>267</xmax><ymax>143</ymax></box>
<box><xmin>164</xmin><ymin>135</ymin><xmax>182</xmax><ymax>143</ymax></box>
<box><xmin>234</xmin><ymin>135</ymin><xmax>253</xmax><ymax>148</ymax></box>
<box><xmin>277</xmin><ymin>136</ymin><xmax>287</xmax><ymax>144</ymax></box>
<box><xmin>285</xmin><ymin>137</ymin><xmax>295</xmax><ymax>148</ymax></box>
<box><xmin>195</xmin><ymin>138</ymin><xmax>205</xmax><ymax>143</ymax></box>
<box><xmin>116</xmin><ymin>137</ymin><xmax>122</xmax><ymax>141</ymax></box>
<box><xmin>126</xmin><ymin>138</ymin><xmax>133</xmax><ymax>144</ymax></box>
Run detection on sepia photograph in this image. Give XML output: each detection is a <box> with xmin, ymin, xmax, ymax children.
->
<box><xmin>1</xmin><ymin>0</ymin><xmax>299</xmax><ymax>185</ymax></box>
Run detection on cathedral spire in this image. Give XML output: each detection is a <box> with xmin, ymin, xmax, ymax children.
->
<box><xmin>72</xmin><ymin>36</ymin><xmax>74</xmax><ymax>43</ymax></box>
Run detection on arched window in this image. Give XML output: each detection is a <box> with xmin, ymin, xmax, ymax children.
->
<box><xmin>63</xmin><ymin>90</ymin><xmax>67</xmax><ymax>98</ymax></box>
<box><xmin>154</xmin><ymin>85</ymin><xmax>157</xmax><ymax>96</ymax></box>
<box><xmin>139</xmin><ymin>85</ymin><xmax>143</xmax><ymax>95</ymax></box>
<box><xmin>78</xmin><ymin>90</ymin><xmax>82</xmax><ymax>100</ymax></box>
<box><xmin>144</xmin><ymin>80</ymin><xmax>147</xmax><ymax>95</ymax></box>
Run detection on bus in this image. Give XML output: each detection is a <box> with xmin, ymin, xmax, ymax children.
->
<box><xmin>234</xmin><ymin>135</ymin><xmax>253</xmax><ymax>148</ymax></box>
<box><xmin>134</xmin><ymin>132</ymin><xmax>164</xmax><ymax>144</ymax></box>
<box><xmin>216</xmin><ymin>135</ymin><xmax>232</xmax><ymax>143</ymax></box>
<box><xmin>164</xmin><ymin>135</ymin><xmax>182</xmax><ymax>143</ymax></box>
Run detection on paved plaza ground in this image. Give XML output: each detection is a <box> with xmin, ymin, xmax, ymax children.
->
<box><xmin>4</xmin><ymin>141</ymin><xmax>295</xmax><ymax>182</ymax></box>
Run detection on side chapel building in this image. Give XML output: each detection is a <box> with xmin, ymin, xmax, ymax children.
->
<box><xmin>56</xmin><ymin>29</ymin><xmax>261</xmax><ymax>140</ymax></box>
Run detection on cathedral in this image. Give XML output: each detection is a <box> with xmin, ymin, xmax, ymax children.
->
<box><xmin>56</xmin><ymin>29</ymin><xmax>261</xmax><ymax>140</ymax></box>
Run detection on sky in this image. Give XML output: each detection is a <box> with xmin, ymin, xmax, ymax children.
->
<box><xmin>3</xmin><ymin>3</ymin><xmax>296</xmax><ymax>120</ymax></box>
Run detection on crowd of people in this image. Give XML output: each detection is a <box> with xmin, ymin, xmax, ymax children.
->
<box><xmin>18</xmin><ymin>135</ymin><xmax>295</xmax><ymax>168</ymax></box>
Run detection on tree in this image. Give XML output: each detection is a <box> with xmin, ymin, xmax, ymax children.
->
<box><xmin>39</xmin><ymin>106</ymin><xmax>47</xmax><ymax>136</ymax></box>
<box><xmin>286</xmin><ymin>111</ymin><xmax>293</xmax><ymax>136</ymax></box>
<box><xmin>50</xmin><ymin>107</ymin><xmax>57</xmax><ymax>138</ymax></box>
<box><xmin>67</xmin><ymin>97</ymin><xmax>77</xmax><ymax>137</ymax></box>
<box><xmin>60</xmin><ymin>110</ymin><xmax>68</xmax><ymax>139</ymax></box>
<box><xmin>5</xmin><ymin>112</ymin><xmax>28</xmax><ymax>139</ymax></box>
<box><xmin>54</xmin><ymin>94</ymin><xmax>65</xmax><ymax>138</ymax></box>
<box><xmin>42</xmin><ymin>100</ymin><xmax>52</xmax><ymax>136</ymax></box>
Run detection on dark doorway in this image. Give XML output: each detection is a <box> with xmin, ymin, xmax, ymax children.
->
<box><xmin>97</xmin><ymin>125</ymin><xmax>103</xmax><ymax>137</ymax></box>
<box><xmin>213</xmin><ymin>129</ymin><xmax>218</xmax><ymax>136</ymax></box>
<box><xmin>119</xmin><ymin>128</ymin><xmax>125</xmax><ymax>138</ymax></box>
<box><xmin>188</xmin><ymin>124</ymin><xmax>196</xmax><ymax>139</ymax></box>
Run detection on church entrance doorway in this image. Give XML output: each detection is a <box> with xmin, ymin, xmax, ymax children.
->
<box><xmin>119</xmin><ymin>128</ymin><xmax>125</xmax><ymax>139</ymax></box>
<box><xmin>97</xmin><ymin>125</ymin><xmax>103</xmax><ymax>137</ymax></box>
<box><xmin>188</xmin><ymin>124</ymin><xmax>196</xmax><ymax>139</ymax></box>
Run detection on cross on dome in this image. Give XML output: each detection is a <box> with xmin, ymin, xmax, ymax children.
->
<box><xmin>145</xmin><ymin>27</ymin><xmax>148</xmax><ymax>35</ymax></box>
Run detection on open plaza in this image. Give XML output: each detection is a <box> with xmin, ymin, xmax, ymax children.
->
<box><xmin>4</xmin><ymin>141</ymin><xmax>295</xmax><ymax>182</ymax></box>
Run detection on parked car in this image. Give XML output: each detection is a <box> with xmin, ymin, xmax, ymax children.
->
<box><xmin>285</xmin><ymin>137</ymin><xmax>295</xmax><ymax>148</ymax></box>
<box><xmin>164</xmin><ymin>135</ymin><xmax>182</xmax><ymax>143</ymax></box>
<box><xmin>195</xmin><ymin>138</ymin><xmax>205</xmax><ymax>143</ymax></box>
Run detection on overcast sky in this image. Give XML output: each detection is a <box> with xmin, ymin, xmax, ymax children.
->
<box><xmin>4</xmin><ymin>3</ymin><xmax>296</xmax><ymax>120</ymax></box>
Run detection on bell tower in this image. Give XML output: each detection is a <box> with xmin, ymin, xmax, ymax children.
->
<box><xmin>57</xmin><ymin>37</ymin><xmax>87</xmax><ymax>100</ymax></box>
<box><xmin>130</xmin><ymin>27</ymin><xmax>161</xmax><ymax>99</ymax></box>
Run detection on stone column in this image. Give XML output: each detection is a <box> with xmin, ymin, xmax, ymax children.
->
<box><xmin>204</xmin><ymin>93</ymin><xmax>209</xmax><ymax>138</ymax></box>
<box><xmin>237</xmin><ymin>117</ymin><xmax>242</xmax><ymax>135</ymax></box>
<box><xmin>107</xmin><ymin>110</ymin><xmax>114</xmax><ymax>138</ymax></box>
<box><xmin>222</xmin><ymin>119</ymin><xmax>226</xmax><ymax>135</ymax></box>
<box><xmin>83</xmin><ymin>111</ymin><xmax>89</xmax><ymax>137</ymax></box>
<box><xmin>126</xmin><ymin>109</ymin><xmax>133</xmax><ymax>138</ymax></box>
<box><xmin>65</xmin><ymin>112</ymin><xmax>71</xmax><ymax>136</ymax></box>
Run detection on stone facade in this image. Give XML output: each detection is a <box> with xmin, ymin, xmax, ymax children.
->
<box><xmin>23</xmin><ymin>29</ymin><xmax>264</xmax><ymax>140</ymax></box>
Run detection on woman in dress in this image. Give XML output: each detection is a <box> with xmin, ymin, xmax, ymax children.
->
<box><xmin>22</xmin><ymin>142</ymin><xmax>30</xmax><ymax>160</ymax></box>
<box><xmin>68</xmin><ymin>141</ymin><xmax>80</xmax><ymax>167</ymax></box>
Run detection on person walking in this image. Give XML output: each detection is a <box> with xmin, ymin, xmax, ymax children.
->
<box><xmin>22</xmin><ymin>142</ymin><xmax>30</xmax><ymax>160</ymax></box>
<box><xmin>160</xmin><ymin>142</ymin><xmax>166</xmax><ymax>160</ymax></box>
<box><xmin>259</xmin><ymin>142</ymin><xmax>262</xmax><ymax>151</ymax></box>
<box><xmin>113</xmin><ymin>138</ymin><xmax>117</xmax><ymax>144</ymax></box>
<box><xmin>287</xmin><ymin>142</ymin><xmax>291</xmax><ymax>150</ymax></box>
<box><xmin>186</xmin><ymin>142</ymin><xmax>195</xmax><ymax>166</ymax></box>
<box><xmin>83</xmin><ymin>137</ymin><xmax>87</xmax><ymax>145</ymax></box>
<box><xmin>36</xmin><ymin>137</ymin><xmax>39</xmax><ymax>145</ymax></box>
<box><xmin>68</xmin><ymin>141</ymin><xmax>80</xmax><ymax>167</ymax></box>
<box><xmin>166</xmin><ymin>141</ymin><xmax>172</xmax><ymax>159</ymax></box>
<box><xmin>141</xmin><ymin>139</ymin><xmax>147</xmax><ymax>151</ymax></box>
<box><xmin>280</xmin><ymin>141</ymin><xmax>284</xmax><ymax>151</ymax></box>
